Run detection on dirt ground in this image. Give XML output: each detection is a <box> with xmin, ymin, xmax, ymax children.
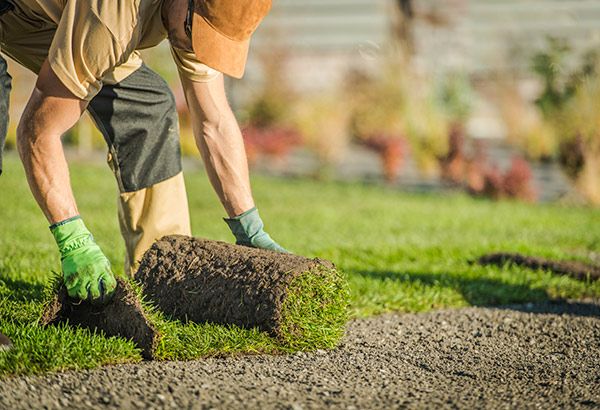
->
<box><xmin>1</xmin><ymin>300</ymin><xmax>598</xmax><ymax>410</ymax></box>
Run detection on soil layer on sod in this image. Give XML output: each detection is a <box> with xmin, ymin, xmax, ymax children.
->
<box><xmin>478</xmin><ymin>252</ymin><xmax>600</xmax><ymax>281</ymax></box>
<box><xmin>135</xmin><ymin>235</ymin><xmax>348</xmax><ymax>349</ymax></box>
<box><xmin>2</xmin><ymin>300</ymin><xmax>598</xmax><ymax>409</ymax></box>
<box><xmin>40</xmin><ymin>278</ymin><xmax>160</xmax><ymax>360</ymax></box>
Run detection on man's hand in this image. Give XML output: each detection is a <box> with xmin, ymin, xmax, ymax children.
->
<box><xmin>225</xmin><ymin>207</ymin><xmax>288</xmax><ymax>253</ymax></box>
<box><xmin>51</xmin><ymin>217</ymin><xmax>117</xmax><ymax>303</ymax></box>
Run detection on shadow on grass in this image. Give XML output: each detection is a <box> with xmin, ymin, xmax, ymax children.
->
<box><xmin>354</xmin><ymin>269</ymin><xmax>599</xmax><ymax>317</ymax></box>
<box><xmin>0</xmin><ymin>275</ymin><xmax>46</xmax><ymax>302</ymax></box>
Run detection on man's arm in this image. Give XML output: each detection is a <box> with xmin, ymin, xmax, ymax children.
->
<box><xmin>17</xmin><ymin>60</ymin><xmax>85</xmax><ymax>223</ymax></box>
<box><xmin>180</xmin><ymin>73</ymin><xmax>254</xmax><ymax>217</ymax></box>
<box><xmin>17</xmin><ymin>60</ymin><xmax>116</xmax><ymax>302</ymax></box>
<box><xmin>180</xmin><ymin>74</ymin><xmax>287</xmax><ymax>252</ymax></box>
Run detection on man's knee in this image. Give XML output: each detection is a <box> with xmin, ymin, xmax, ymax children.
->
<box><xmin>119</xmin><ymin>171</ymin><xmax>191</xmax><ymax>274</ymax></box>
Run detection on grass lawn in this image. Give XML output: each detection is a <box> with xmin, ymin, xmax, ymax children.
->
<box><xmin>1</xmin><ymin>153</ymin><xmax>599</xmax><ymax>375</ymax></box>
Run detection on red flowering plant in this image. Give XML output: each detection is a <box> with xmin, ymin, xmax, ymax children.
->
<box><xmin>239</xmin><ymin>55</ymin><xmax>302</xmax><ymax>167</ymax></box>
<box><xmin>346</xmin><ymin>57</ymin><xmax>413</xmax><ymax>183</ymax></box>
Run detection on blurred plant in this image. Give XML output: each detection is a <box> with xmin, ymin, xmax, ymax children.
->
<box><xmin>347</xmin><ymin>50</ymin><xmax>450</xmax><ymax>181</ymax></box>
<box><xmin>346</xmin><ymin>53</ymin><xmax>412</xmax><ymax>182</ymax></box>
<box><xmin>240</xmin><ymin>52</ymin><xmax>301</xmax><ymax>166</ymax></box>
<box><xmin>362</xmin><ymin>136</ymin><xmax>407</xmax><ymax>182</ymax></box>
<box><xmin>528</xmin><ymin>39</ymin><xmax>600</xmax><ymax>204</ymax></box>
<box><xmin>292</xmin><ymin>94</ymin><xmax>350</xmax><ymax>179</ymax></box>
<box><xmin>465</xmin><ymin>140</ymin><xmax>487</xmax><ymax>194</ymax></box>
<box><xmin>406</xmin><ymin>93</ymin><xmax>449</xmax><ymax>176</ymax></box>
<box><xmin>557</xmin><ymin>76</ymin><xmax>600</xmax><ymax>204</ymax></box>
<box><xmin>242</xmin><ymin>126</ymin><xmax>301</xmax><ymax>166</ymax></box>
<box><xmin>438</xmin><ymin>125</ymin><xmax>466</xmax><ymax>184</ymax></box>
<box><xmin>502</xmin><ymin>157</ymin><xmax>536</xmax><ymax>202</ymax></box>
<box><xmin>531</xmin><ymin>37</ymin><xmax>575</xmax><ymax>117</ymax></box>
<box><xmin>431</xmin><ymin>72</ymin><xmax>473</xmax><ymax>182</ymax></box>
<box><xmin>495</xmin><ymin>77</ymin><xmax>558</xmax><ymax>161</ymax></box>
<box><xmin>435</xmin><ymin>72</ymin><xmax>473</xmax><ymax>125</ymax></box>
<box><xmin>243</xmin><ymin>88</ymin><xmax>291</xmax><ymax>130</ymax></box>
<box><xmin>480</xmin><ymin>165</ymin><xmax>504</xmax><ymax>201</ymax></box>
<box><xmin>557</xmin><ymin>135</ymin><xmax>585</xmax><ymax>179</ymax></box>
<box><xmin>492</xmin><ymin>38</ymin><xmax>600</xmax><ymax>204</ymax></box>
<box><xmin>468</xmin><ymin>156</ymin><xmax>536</xmax><ymax>202</ymax></box>
<box><xmin>348</xmin><ymin>59</ymin><xmax>409</xmax><ymax>141</ymax></box>
<box><xmin>531</xmin><ymin>38</ymin><xmax>600</xmax><ymax>116</ymax></box>
<box><xmin>495</xmin><ymin>38</ymin><xmax>594</xmax><ymax>163</ymax></box>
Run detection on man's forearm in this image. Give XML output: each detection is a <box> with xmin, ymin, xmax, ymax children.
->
<box><xmin>18</xmin><ymin>114</ymin><xmax>78</xmax><ymax>224</ymax></box>
<box><xmin>182</xmin><ymin>75</ymin><xmax>254</xmax><ymax>217</ymax></box>
<box><xmin>196</xmin><ymin>111</ymin><xmax>255</xmax><ymax>217</ymax></box>
<box><xmin>17</xmin><ymin>61</ymin><xmax>87</xmax><ymax>224</ymax></box>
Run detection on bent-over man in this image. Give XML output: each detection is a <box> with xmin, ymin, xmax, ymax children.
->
<box><xmin>0</xmin><ymin>0</ymin><xmax>285</xmax><ymax>325</ymax></box>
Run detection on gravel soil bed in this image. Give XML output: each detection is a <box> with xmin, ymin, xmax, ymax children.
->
<box><xmin>1</xmin><ymin>300</ymin><xmax>598</xmax><ymax>409</ymax></box>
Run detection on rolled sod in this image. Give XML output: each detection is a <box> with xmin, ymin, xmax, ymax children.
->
<box><xmin>40</xmin><ymin>277</ymin><xmax>160</xmax><ymax>360</ymax></box>
<box><xmin>134</xmin><ymin>235</ymin><xmax>349</xmax><ymax>350</ymax></box>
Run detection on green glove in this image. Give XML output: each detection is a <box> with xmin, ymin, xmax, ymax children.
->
<box><xmin>224</xmin><ymin>207</ymin><xmax>288</xmax><ymax>253</ymax></box>
<box><xmin>50</xmin><ymin>216</ymin><xmax>117</xmax><ymax>304</ymax></box>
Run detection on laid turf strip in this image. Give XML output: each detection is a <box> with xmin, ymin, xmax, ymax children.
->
<box><xmin>40</xmin><ymin>278</ymin><xmax>160</xmax><ymax>359</ymax></box>
<box><xmin>135</xmin><ymin>235</ymin><xmax>349</xmax><ymax>349</ymax></box>
<box><xmin>477</xmin><ymin>253</ymin><xmax>600</xmax><ymax>281</ymax></box>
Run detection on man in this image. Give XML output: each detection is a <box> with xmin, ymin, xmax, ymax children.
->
<box><xmin>0</xmin><ymin>0</ymin><xmax>286</xmax><ymax>316</ymax></box>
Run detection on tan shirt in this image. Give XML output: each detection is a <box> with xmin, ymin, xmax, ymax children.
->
<box><xmin>0</xmin><ymin>0</ymin><xmax>219</xmax><ymax>100</ymax></box>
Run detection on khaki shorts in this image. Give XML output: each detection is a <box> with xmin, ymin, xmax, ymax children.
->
<box><xmin>87</xmin><ymin>64</ymin><xmax>192</xmax><ymax>273</ymax></box>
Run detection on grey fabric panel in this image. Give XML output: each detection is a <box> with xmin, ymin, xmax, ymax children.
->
<box><xmin>87</xmin><ymin>64</ymin><xmax>182</xmax><ymax>193</ymax></box>
<box><xmin>0</xmin><ymin>54</ymin><xmax>11</xmax><ymax>176</ymax></box>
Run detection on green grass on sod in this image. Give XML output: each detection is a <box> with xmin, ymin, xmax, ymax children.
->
<box><xmin>0</xmin><ymin>153</ymin><xmax>599</xmax><ymax>375</ymax></box>
<box><xmin>278</xmin><ymin>265</ymin><xmax>350</xmax><ymax>350</ymax></box>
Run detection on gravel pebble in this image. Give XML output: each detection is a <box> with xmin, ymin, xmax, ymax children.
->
<box><xmin>0</xmin><ymin>300</ymin><xmax>599</xmax><ymax>409</ymax></box>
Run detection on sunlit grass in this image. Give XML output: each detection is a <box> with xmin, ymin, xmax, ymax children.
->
<box><xmin>1</xmin><ymin>153</ymin><xmax>599</xmax><ymax>375</ymax></box>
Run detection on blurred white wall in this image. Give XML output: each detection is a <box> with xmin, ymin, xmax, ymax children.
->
<box><xmin>243</xmin><ymin>0</ymin><xmax>600</xmax><ymax>86</ymax></box>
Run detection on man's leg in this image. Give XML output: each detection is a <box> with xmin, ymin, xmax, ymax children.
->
<box><xmin>0</xmin><ymin>54</ymin><xmax>11</xmax><ymax>176</ymax></box>
<box><xmin>0</xmin><ymin>54</ymin><xmax>13</xmax><ymax>349</ymax></box>
<box><xmin>87</xmin><ymin>64</ymin><xmax>191</xmax><ymax>274</ymax></box>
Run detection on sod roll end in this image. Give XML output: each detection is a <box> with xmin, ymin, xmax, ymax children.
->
<box><xmin>135</xmin><ymin>235</ymin><xmax>349</xmax><ymax>350</ymax></box>
<box><xmin>40</xmin><ymin>277</ymin><xmax>160</xmax><ymax>359</ymax></box>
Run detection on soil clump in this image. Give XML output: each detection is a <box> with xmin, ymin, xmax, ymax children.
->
<box><xmin>477</xmin><ymin>252</ymin><xmax>600</xmax><ymax>281</ymax></box>
<box><xmin>40</xmin><ymin>277</ymin><xmax>159</xmax><ymax>359</ymax></box>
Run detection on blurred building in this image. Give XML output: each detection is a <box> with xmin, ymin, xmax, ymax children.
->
<box><xmin>244</xmin><ymin>0</ymin><xmax>393</xmax><ymax>92</ymax></box>
<box><xmin>246</xmin><ymin>0</ymin><xmax>600</xmax><ymax>83</ymax></box>
<box><xmin>5</xmin><ymin>1</ymin><xmax>600</xmax><ymax>148</ymax></box>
